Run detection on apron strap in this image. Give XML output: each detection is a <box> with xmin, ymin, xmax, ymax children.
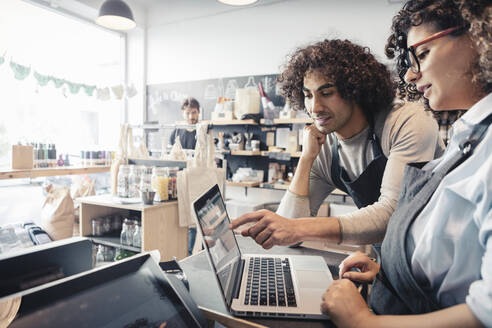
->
<box><xmin>330</xmin><ymin>135</ymin><xmax>349</xmax><ymax>194</ymax></box>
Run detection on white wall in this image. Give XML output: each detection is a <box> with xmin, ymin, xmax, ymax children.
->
<box><xmin>147</xmin><ymin>0</ymin><xmax>403</xmax><ymax>84</ymax></box>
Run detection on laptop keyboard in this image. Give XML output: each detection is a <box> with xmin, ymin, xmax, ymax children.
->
<box><xmin>244</xmin><ymin>257</ymin><xmax>297</xmax><ymax>307</ymax></box>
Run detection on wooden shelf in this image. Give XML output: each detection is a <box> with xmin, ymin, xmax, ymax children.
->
<box><xmin>261</xmin><ymin>151</ymin><xmax>302</xmax><ymax>158</ymax></box>
<box><xmin>260</xmin><ymin>118</ymin><xmax>313</xmax><ymax>125</ymax></box>
<box><xmin>226</xmin><ymin>181</ymin><xmax>261</xmax><ymax>188</ymax></box>
<box><xmin>90</xmin><ymin>235</ymin><xmax>141</xmax><ymax>253</ymax></box>
<box><xmin>260</xmin><ymin>183</ymin><xmax>290</xmax><ymax>190</ymax></box>
<box><xmin>0</xmin><ymin>166</ymin><xmax>111</xmax><ymax>180</ymax></box>
<box><xmin>205</xmin><ymin>119</ymin><xmax>258</xmax><ymax>126</ymax></box>
<box><xmin>230</xmin><ymin>150</ymin><xmax>262</xmax><ymax>156</ymax></box>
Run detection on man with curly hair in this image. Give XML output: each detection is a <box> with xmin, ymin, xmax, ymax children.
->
<box><xmin>230</xmin><ymin>39</ymin><xmax>445</xmax><ymax>249</ymax></box>
<box><xmin>319</xmin><ymin>0</ymin><xmax>492</xmax><ymax>326</ymax></box>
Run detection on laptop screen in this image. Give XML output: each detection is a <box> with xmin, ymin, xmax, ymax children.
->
<box><xmin>193</xmin><ymin>184</ymin><xmax>242</xmax><ymax>307</ymax></box>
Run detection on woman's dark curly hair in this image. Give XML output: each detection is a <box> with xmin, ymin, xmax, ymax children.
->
<box><xmin>386</xmin><ymin>0</ymin><xmax>491</xmax><ymax>106</ymax></box>
<box><xmin>278</xmin><ymin>39</ymin><xmax>396</xmax><ymax>126</ymax></box>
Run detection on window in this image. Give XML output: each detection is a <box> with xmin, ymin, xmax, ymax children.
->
<box><xmin>0</xmin><ymin>0</ymin><xmax>125</xmax><ymax>167</ymax></box>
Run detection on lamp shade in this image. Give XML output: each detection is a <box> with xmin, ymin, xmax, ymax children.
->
<box><xmin>96</xmin><ymin>0</ymin><xmax>136</xmax><ymax>31</ymax></box>
<box><xmin>217</xmin><ymin>0</ymin><xmax>258</xmax><ymax>5</ymax></box>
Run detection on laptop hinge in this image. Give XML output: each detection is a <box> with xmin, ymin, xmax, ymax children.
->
<box><xmin>232</xmin><ymin>258</ymin><xmax>245</xmax><ymax>300</ymax></box>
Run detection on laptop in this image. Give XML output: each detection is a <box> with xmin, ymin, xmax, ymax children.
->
<box><xmin>193</xmin><ymin>184</ymin><xmax>333</xmax><ymax>319</ymax></box>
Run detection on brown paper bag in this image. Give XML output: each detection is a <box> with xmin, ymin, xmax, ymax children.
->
<box><xmin>234</xmin><ymin>88</ymin><xmax>260</xmax><ymax>119</ymax></box>
<box><xmin>40</xmin><ymin>185</ymin><xmax>75</xmax><ymax>240</ymax></box>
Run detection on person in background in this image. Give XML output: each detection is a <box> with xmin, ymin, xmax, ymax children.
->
<box><xmin>321</xmin><ymin>0</ymin><xmax>491</xmax><ymax>327</ymax></box>
<box><xmin>169</xmin><ymin>97</ymin><xmax>200</xmax><ymax>150</ymax></box>
<box><xmin>230</xmin><ymin>39</ymin><xmax>444</xmax><ymax>249</ymax></box>
<box><xmin>170</xmin><ymin>97</ymin><xmax>200</xmax><ymax>255</ymax></box>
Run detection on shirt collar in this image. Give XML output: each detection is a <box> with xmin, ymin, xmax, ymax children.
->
<box><xmin>458</xmin><ymin>92</ymin><xmax>492</xmax><ymax>126</ymax></box>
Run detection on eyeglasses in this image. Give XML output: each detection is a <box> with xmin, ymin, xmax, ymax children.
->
<box><xmin>400</xmin><ymin>26</ymin><xmax>461</xmax><ymax>77</ymax></box>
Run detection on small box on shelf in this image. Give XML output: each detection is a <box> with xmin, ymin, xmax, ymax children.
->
<box><xmin>12</xmin><ymin>145</ymin><xmax>33</xmax><ymax>169</ymax></box>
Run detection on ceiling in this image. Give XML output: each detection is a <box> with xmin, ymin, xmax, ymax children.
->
<box><xmin>76</xmin><ymin>0</ymin><xmax>289</xmax><ymax>27</ymax></box>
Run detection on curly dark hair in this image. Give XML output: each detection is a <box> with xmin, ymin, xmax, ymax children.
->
<box><xmin>386</xmin><ymin>0</ymin><xmax>491</xmax><ymax>106</ymax></box>
<box><xmin>278</xmin><ymin>39</ymin><xmax>396</xmax><ymax>126</ymax></box>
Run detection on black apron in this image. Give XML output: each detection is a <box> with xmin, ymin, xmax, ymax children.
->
<box><xmin>330</xmin><ymin>129</ymin><xmax>387</xmax><ymax>253</ymax></box>
<box><xmin>370</xmin><ymin>113</ymin><xmax>492</xmax><ymax>315</ymax></box>
<box><xmin>330</xmin><ymin>129</ymin><xmax>387</xmax><ymax>209</ymax></box>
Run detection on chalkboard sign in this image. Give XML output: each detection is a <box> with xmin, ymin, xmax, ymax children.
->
<box><xmin>147</xmin><ymin>74</ymin><xmax>284</xmax><ymax>123</ymax></box>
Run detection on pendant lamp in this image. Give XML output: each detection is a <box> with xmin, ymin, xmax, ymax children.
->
<box><xmin>217</xmin><ymin>0</ymin><xmax>258</xmax><ymax>5</ymax></box>
<box><xmin>96</xmin><ymin>0</ymin><xmax>136</xmax><ymax>31</ymax></box>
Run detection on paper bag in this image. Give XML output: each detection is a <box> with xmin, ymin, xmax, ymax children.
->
<box><xmin>234</xmin><ymin>88</ymin><xmax>260</xmax><ymax>120</ymax></box>
<box><xmin>40</xmin><ymin>185</ymin><xmax>75</xmax><ymax>240</ymax></box>
<box><xmin>12</xmin><ymin>145</ymin><xmax>33</xmax><ymax>169</ymax></box>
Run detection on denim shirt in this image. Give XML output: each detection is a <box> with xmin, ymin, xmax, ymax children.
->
<box><xmin>409</xmin><ymin>93</ymin><xmax>492</xmax><ymax>327</ymax></box>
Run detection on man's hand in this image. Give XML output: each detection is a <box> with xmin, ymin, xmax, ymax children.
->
<box><xmin>321</xmin><ymin>279</ymin><xmax>373</xmax><ymax>328</ymax></box>
<box><xmin>338</xmin><ymin>252</ymin><xmax>380</xmax><ymax>284</ymax></box>
<box><xmin>229</xmin><ymin>210</ymin><xmax>302</xmax><ymax>249</ymax></box>
<box><xmin>301</xmin><ymin>124</ymin><xmax>327</xmax><ymax>162</ymax></box>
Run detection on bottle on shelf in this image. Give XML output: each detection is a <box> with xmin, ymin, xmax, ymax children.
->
<box><xmin>133</xmin><ymin>222</ymin><xmax>141</xmax><ymax>248</ymax></box>
<box><xmin>57</xmin><ymin>154</ymin><xmax>64</xmax><ymax>167</ymax></box>
<box><xmin>33</xmin><ymin>143</ymin><xmax>39</xmax><ymax>168</ymax></box>
<box><xmin>96</xmin><ymin>245</ymin><xmax>105</xmax><ymax>263</ymax></box>
<box><xmin>120</xmin><ymin>219</ymin><xmax>130</xmax><ymax>245</ymax></box>
<box><xmin>258</xmin><ymin>82</ymin><xmax>275</xmax><ymax>111</ymax></box>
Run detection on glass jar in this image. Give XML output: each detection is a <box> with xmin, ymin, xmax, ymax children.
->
<box><xmin>92</xmin><ymin>217</ymin><xmax>103</xmax><ymax>236</ymax></box>
<box><xmin>128</xmin><ymin>165</ymin><xmax>143</xmax><ymax>198</ymax></box>
<box><xmin>112</xmin><ymin>214</ymin><xmax>122</xmax><ymax>232</ymax></box>
<box><xmin>117</xmin><ymin>165</ymin><xmax>130</xmax><ymax>198</ymax></box>
<box><xmin>133</xmin><ymin>222</ymin><xmax>142</xmax><ymax>248</ymax></box>
<box><xmin>140</xmin><ymin>166</ymin><xmax>153</xmax><ymax>192</ymax></box>
<box><xmin>168</xmin><ymin>167</ymin><xmax>179</xmax><ymax>200</ymax></box>
<box><xmin>102</xmin><ymin>216</ymin><xmax>112</xmax><ymax>234</ymax></box>
<box><xmin>152</xmin><ymin>167</ymin><xmax>169</xmax><ymax>202</ymax></box>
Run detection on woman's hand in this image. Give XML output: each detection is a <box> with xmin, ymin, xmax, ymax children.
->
<box><xmin>321</xmin><ymin>279</ymin><xmax>373</xmax><ymax>328</ymax></box>
<box><xmin>339</xmin><ymin>251</ymin><xmax>380</xmax><ymax>283</ymax></box>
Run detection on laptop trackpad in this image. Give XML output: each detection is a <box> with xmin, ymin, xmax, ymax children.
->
<box><xmin>296</xmin><ymin>270</ymin><xmax>332</xmax><ymax>289</ymax></box>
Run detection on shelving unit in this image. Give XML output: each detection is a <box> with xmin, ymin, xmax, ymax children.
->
<box><xmin>0</xmin><ymin>166</ymin><xmax>110</xmax><ymax>180</ymax></box>
<box><xmin>79</xmin><ymin>194</ymin><xmax>188</xmax><ymax>261</ymax></box>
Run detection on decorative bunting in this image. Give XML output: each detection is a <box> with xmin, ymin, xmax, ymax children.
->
<box><xmin>10</xmin><ymin>61</ymin><xmax>31</xmax><ymax>80</ymax></box>
<box><xmin>2</xmin><ymin>53</ymin><xmax>137</xmax><ymax>100</ymax></box>
<box><xmin>34</xmin><ymin>71</ymin><xmax>50</xmax><ymax>86</ymax></box>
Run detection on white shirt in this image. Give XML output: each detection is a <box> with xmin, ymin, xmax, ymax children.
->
<box><xmin>409</xmin><ymin>93</ymin><xmax>492</xmax><ymax>327</ymax></box>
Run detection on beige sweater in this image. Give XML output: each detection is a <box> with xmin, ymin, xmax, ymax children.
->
<box><xmin>277</xmin><ymin>102</ymin><xmax>445</xmax><ymax>245</ymax></box>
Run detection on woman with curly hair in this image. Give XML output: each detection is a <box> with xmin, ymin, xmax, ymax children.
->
<box><xmin>322</xmin><ymin>0</ymin><xmax>492</xmax><ymax>327</ymax></box>
<box><xmin>230</xmin><ymin>39</ymin><xmax>444</xmax><ymax>250</ymax></box>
